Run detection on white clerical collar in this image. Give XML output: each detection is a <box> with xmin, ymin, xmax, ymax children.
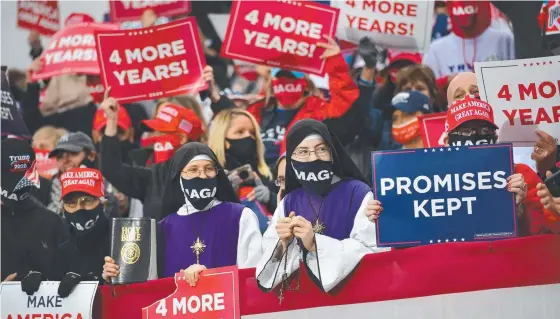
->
<box><xmin>177</xmin><ymin>199</ymin><xmax>222</xmax><ymax>216</ymax></box>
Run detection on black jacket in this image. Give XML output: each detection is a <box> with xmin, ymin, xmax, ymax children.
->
<box><xmin>49</xmin><ymin>217</ymin><xmax>110</xmax><ymax>281</ymax></box>
<box><xmin>1</xmin><ymin>197</ymin><xmax>69</xmax><ymax>280</ymax></box>
<box><xmin>100</xmin><ymin>135</ymin><xmax>171</xmax><ymax>221</ymax></box>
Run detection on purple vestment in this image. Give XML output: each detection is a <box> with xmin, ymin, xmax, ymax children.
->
<box><xmin>159</xmin><ymin>202</ymin><xmax>244</xmax><ymax>277</ymax></box>
<box><xmin>283</xmin><ymin>180</ymin><xmax>370</xmax><ymax>240</ymax></box>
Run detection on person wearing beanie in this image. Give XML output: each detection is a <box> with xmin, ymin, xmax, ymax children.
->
<box><xmin>1</xmin><ymin>138</ymin><xmax>68</xmax><ymax>290</ymax></box>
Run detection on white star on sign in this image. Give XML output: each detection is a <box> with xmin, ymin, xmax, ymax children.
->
<box><xmin>429</xmin><ymin>240</ymin><xmax>433</xmax><ymax>243</ymax></box>
<box><xmin>447</xmin><ymin>148</ymin><xmax>452</xmax><ymax>151</ymax></box>
<box><xmin>437</xmin><ymin>239</ymin><xmax>441</xmax><ymax>243</ymax></box>
<box><xmin>455</xmin><ymin>147</ymin><xmax>460</xmax><ymax>151</ymax></box>
<box><xmin>424</xmin><ymin>149</ymin><xmax>428</xmax><ymax>153</ymax></box>
<box><xmin>445</xmin><ymin>239</ymin><xmax>449</xmax><ymax>242</ymax></box>
<box><xmin>453</xmin><ymin>239</ymin><xmax>457</xmax><ymax>242</ymax></box>
<box><xmin>440</xmin><ymin>148</ymin><xmax>444</xmax><ymax>152</ymax></box>
<box><xmin>461</xmin><ymin>238</ymin><xmax>465</xmax><ymax>241</ymax></box>
<box><xmin>432</xmin><ymin>149</ymin><xmax>436</xmax><ymax>152</ymax></box>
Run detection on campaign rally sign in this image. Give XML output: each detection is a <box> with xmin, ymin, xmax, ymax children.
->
<box><xmin>110</xmin><ymin>0</ymin><xmax>191</xmax><ymax>23</ymax></box>
<box><xmin>475</xmin><ymin>57</ymin><xmax>560</xmax><ymax>145</ymax></box>
<box><xmin>17</xmin><ymin>0</ymin><xmax>60</xmax><ymax>36</ymax></box>
<box><xmin>544</xmin><ymin>0</ymin><xmax>560</xmax><ymax>35</ymax></box>
<box><xmin>95</xmin><ymin>17</ymin><xmax>207</xmax><ymax>104</ymax></box>
<box><xmin>31</xmin><ymin>23</ymin><xmax>119</xmax><ymax>81</ymax></box>
<box><xmin>221</xmin><ymin>0</ymin><xmax>340</xmax><ymax>76</ymax></box>
<box><xmin>331</xmin><ymin>0</ymin><xmax>435</xmax><ymax>51</ymax></box>
<box><xmin>0</xmin><ymin>281</ymin><xmax>98</xmax><ymax>319</ymax></box>
<box><xmin>142</xmin><ymin>266</ymin><xmax>240</xmax><ymax>319</ymax></box>
<box><xmin>419</xmin><ymin>113</ymin><xmax>447</xmax><ymax>147</ymax></box>
<box><xmin>372</xmin><ymin>144</ymin><xmax>516</xmax><ymax>247</ymax></box>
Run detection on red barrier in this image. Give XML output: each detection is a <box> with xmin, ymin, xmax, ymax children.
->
<box><xmin>100</xmin><ymin>235</ymin><xmax>560</xmax><ymax>318</ymax></box>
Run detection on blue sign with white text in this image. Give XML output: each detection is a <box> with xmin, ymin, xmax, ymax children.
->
<box><xmin>372</xmin><ymin>144</ymin><xmax>517</xmax><ymax>247</ymax></box>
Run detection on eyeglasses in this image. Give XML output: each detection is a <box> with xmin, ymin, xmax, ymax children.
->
<box><xmin>63</xmin><ymin>195</ymin><xmax>99</xmax><ymax>209</ymax></box>
<box><xmin>292</xmin><ymin>145</ymin><xmax>330</xmax><ymax>160</ymax></box>
<box><xmin>450</xmin><ymin>127</ymin><xmax>496</xmax><ymax>137</ymax></box>
<box><xmin>275</xmin><ymin>177</ymin><xmax>285</xmax><ymax>187</ymax></box>
<box><xmin>182</xmin><ymin>166</ymin><xmax>218</xmax><ymax>179</ymax></box>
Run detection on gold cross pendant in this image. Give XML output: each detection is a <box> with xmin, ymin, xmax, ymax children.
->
<box><xmin>312</xmin><ymin>219</ymin><xmax>326</xmax><ymax>234</ymax></box>
<box><xmin>190</xmin><ymin>237</ymin><xmax>206</xmax><ymax>264</ymax></box>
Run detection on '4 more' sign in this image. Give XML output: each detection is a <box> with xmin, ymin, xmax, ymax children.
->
<box><xmin>143</xmin><ymin>266</ymin><xmax>239</xmax><ymax>319</ymax></box>
<box><xmin>372</xmin><ymin>144</ymin><xmax>517</xmax><ymax>247</ymax></box>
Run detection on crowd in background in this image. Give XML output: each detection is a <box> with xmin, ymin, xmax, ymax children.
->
<box><xmin>2</xmin><ymin>0</ymin><xmax>560</xmax><ymax>298</ymax></box>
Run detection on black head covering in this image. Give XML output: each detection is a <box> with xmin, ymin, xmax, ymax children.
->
<box><xmin>160</xmin><ymin>142</ymin><xmax>239</xmax><ymax>218</ymax></box>
<box><xmin>284</xmin><ymin>119</ymin><xmax>370</xmax><ymax>196</ymax></box>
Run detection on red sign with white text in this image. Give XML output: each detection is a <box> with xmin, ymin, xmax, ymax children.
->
<box><xmin>17</xmin><ymin>0</ymin><xmax>60</xmax><ymax>36</ymax></box>
<box><xmin>142</xmin><ymin>266</ymin><xmax>240</xmax><ymax>319</ymax></box>
<box><xmin>110</xmin><ymin>0</ymin><xmax>191</xmax><ymax>23</ymax></box>
<box><xmin>95</xmin><ymin>17</ymin><xmax>207</xmax><ymax>104</ymax></box>
<box><xmin>221</xmin><ymin>0</ymin><xmax>340</xmax><ymax>76</ymax></box>
<box><xmin>419</xmin><ymin>113</ymin><xmax>447</xmax><ymax>148</ymax></box>
<box><xmin>31</xmin><ymin>23</ymin><xmax>119</xmax><ymax>81</ymax></box>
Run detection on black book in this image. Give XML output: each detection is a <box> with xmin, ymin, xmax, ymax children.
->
<box><xmin>110</xmin><ymin>218</ymin><xmax>157</xmax><ymax>284</ymax></box>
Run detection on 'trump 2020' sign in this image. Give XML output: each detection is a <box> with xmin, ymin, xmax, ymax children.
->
<box><xmin>372</xmin><ymin>144</ymin><xmax>517</xmax><ymax>247</ymax></box>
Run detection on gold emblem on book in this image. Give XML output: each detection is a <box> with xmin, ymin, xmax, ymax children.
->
<box><xmin>121</xmin><ymin>243</ymin><xmax>140</xmax><ymax>264</ymax></box>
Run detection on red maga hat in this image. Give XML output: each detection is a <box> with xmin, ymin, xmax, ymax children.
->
<box><xmin>59</xmin><ymin>167</ymin><xmax>104</xmax><ymax>199</ymax></box>
<box><xmin>92</xmin><ymin>106</ymin><xmax>132</xmax><ymax>132</ymax></box>
<box><xmin>141</xmin><ymin>103</ymin><xmax>203</xmax><ymax>141</ymax></box>
<box><xmin>445</xmin><ymin>96</ymin><xmax>499</xmax><ymax>132</ymax></box>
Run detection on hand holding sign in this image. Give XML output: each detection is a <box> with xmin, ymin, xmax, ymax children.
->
<box><xmin>221</xmin><ymin>0</ymin><xmax>340</xmax><ymax>75</ymax></box>
<box><xmin>508</xmin><ymin>173</ymin><xmax>528</xmax><ymax>205</ymax></box>
<box><xmin>96</xmin><ymin>17</ymin><xmax>207</xmax><ymax>104</ymax></box>
<box><xmin>317</xmin><ymin>35</ymin><xmax>341</xmax><ymax>60</ymax></box>
<box><xmin>366</xmin><ymin>199</ymin><xmax>383</xmax><ymax>221</ymax></box>
<box><xmin>531</xmin><ymin>129</ymin><xmax>558</xmax><ymax>176</ymax></box>
<box><xmin>182</xmin><ymin>264</ymin><xmax>207</xmax><ymax>287</ymax></box>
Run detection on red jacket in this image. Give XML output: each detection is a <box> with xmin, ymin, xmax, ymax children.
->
<box><xmin>516</xmin><ymin>164</ymin><xmax>560</xmax><ymax>235</ymax></box>
<box><xmin>245</xmin><ymin>54</ymin><xmax>359</xmax><ymax>155</ymax></box>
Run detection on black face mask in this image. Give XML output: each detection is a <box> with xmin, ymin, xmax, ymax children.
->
<box><xmin>225</xmin><ymin>137</ymin><xmax>258</xmax><ymax>169</ymax></box>
<box><xmin>448</xmin><ymin>134</ymin><xmax>497</xmax><ymax>147</ymax></box>
<box><xmin>180</xmin><ymin>176</ymin><xmax>218</xmax><ymax>210</ymax></box>
<box><xmin>292</xmin><ymin>159</ymin><xmax>334</xmax><ymax>196</ymax></box>
<box><xmin>1</xmin><ymin>188</ymin><xmax>31</xmax><ymax>207</ymax></box>
<box><xmin>64</xmin><ymin>205</ymin><xmax>104</xmax><ymax>234</ymax></box>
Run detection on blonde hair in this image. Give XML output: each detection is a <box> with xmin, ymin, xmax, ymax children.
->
<box><xmin>208</xmin><ymin>109</ymin><xmax>271</xmax><ymax>179</ymax></box>
<box><xmin>33</xmin><ymin>125</ymin><xmax>68</xmax><ymax>143</ymax></box>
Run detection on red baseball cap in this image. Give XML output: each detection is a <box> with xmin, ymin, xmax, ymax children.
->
<box><xmin>141</xmin><ymin>103</ymin><xmax>204</xmax><ymax>141</ymax></box>
<box><xmin>59</xmin><ymin>168</ymin><xmax>104</xmax><ymax>199</ymax></box>
<box><xmin>387</xmin><ymin>49</ymin><xmax>423</xmax><ymax>65</ymax></box>
<box><xmin>92</xmin><ymin>106</ymin><xmax>132</xmax><ymax>132</ymax></box>
<box><xmin>445</xmin><ymin>96</ymin><xmax>499</xmax><ymax>132</ymax></box>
